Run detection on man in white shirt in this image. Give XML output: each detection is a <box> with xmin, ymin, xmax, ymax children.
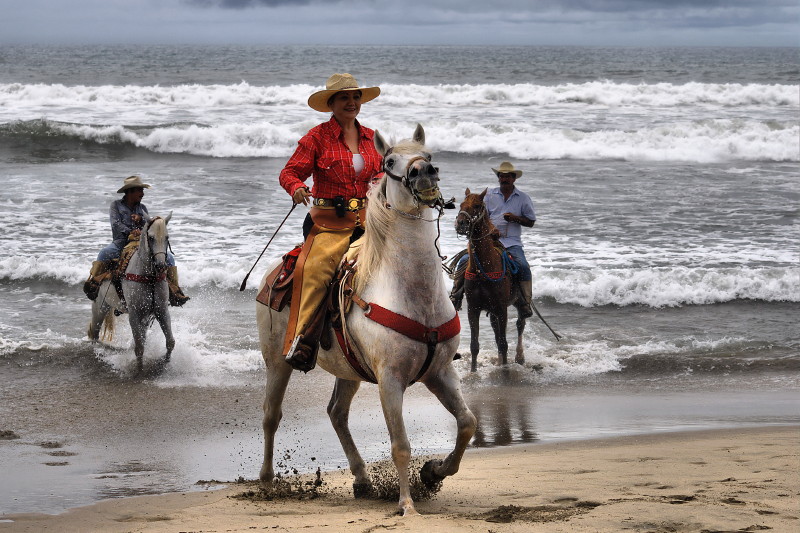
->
<box><xmin>451</xmin><ymin>161</ymin><xmax>536</xmax><ymax>317</ymax></box>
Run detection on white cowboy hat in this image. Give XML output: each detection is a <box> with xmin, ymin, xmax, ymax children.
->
<box><xmin>307</xmin><ymin>73</ymin><xmax>381</xmax><ymax>112</ymax></box>
<box><xmin>117</xmin><ymin>175</ymin><xmax>151</xmax><ymax>193</ymax></box>
<box><xmin>491</xmin><ymin>161</ymin><xmax>523</xmax><ymax>178</ymax></box>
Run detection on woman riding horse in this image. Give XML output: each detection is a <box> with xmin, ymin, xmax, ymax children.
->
<box><xmin>277</xmin><ymin>73</ymin><xmax>383</xmax><ymax>371</ymax></box>
<box><xmin>257</xmin><ymin>125</ymin><xmax>476</xmax><ymax>516</ymax></box>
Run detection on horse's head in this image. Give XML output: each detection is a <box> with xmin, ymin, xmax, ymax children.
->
<box><xmin>142</xmin><ymin>211</ymin><xmax>171</xmax><ymax>273</ymax></box>
<box><xmin>455</xmin><ymin>188</ymin><xmax>488</xmax><ymax>237</ymax></box>
<box><xmin>374</xmin><ymin>124</ymin><xmax>441</xmax><ymax>212</ymax></box>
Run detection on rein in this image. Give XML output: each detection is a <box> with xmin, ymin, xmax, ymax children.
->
<box><xmin>382</xmin><ymin>152</ymin><xmax>448</xmax><ymax>262</ymax></box>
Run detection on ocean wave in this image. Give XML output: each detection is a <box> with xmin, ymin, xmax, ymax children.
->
<box><xmin>1</xmin><ymin>80</ymin><xmax>796</xmax><ymax>109</ymax></box>
<box><xmin>457</xmin><ymin>331</ymin><xmax>797</xmax><ymax>383</ymax></box>
<box><xmin>2</xmin><ymin>118</ymin><xmax>796</xmax><ymax>162</ymax></box>
<box><xmin>536</xmin><ymin>266</ymin><xmax>800</xmax><ymax>307</ymax></box>
<box><xmin>4</xmin><ymin>254</ymin><xmax>797</xmax><ymax>308</ymax></box>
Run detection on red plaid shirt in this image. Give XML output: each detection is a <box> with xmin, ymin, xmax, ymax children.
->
<box><xmin>279</xmin><ymin>117</ymin><xmax>383</xmax><ymax>199</ymax></box>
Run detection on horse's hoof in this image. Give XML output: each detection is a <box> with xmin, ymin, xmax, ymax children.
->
<box><xmin>420</xmin><ymin>460</ymin><xmax>445</xmax><ymax>489</ymax></box>
<box><xmin>353</xmin><ymin>482</ymin><xmax>373</xmax><ymax>499</ymax></box>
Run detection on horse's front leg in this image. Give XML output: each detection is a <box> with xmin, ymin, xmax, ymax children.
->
<box><xmin>467</xmin><ymin>305</ymin><xmax>481</xmax><ymax>372</ymax></box>
<box><xmin>327</xmin><ymin>378</ymin><xmax>371</xmax><ymax>496</ymax></box>
<box><xmin>489</xmin><ymin>310</ymin><xmax>509</xmax><ymax>366</ymax></box>
<box><xmin>420</xmin><ymin>362</ymin><xmax>477</xmax><ymax>486</ymax></box>
<box><xmin>515</xmin><ymin>315</ymin><xmax>526</xmax><ymax>365</ymax></box>
<box><xmin>377</xmin><ymin>376</ymin><xmax>417</xmax><ymax>516</ymax></box>
<box><xmin>155</xmin><ymin>284</ymin><xmax>174</xmax><ymax>362</ymax></box>
<box><xmin>259</xmin><ymin>359</ymin><xmax>293</xmax><ymax>487</ymax></box>
<box><xmin>128</xmin><ymin>311</ymin><xmax>147</xmax><ymax>375</ymax></box>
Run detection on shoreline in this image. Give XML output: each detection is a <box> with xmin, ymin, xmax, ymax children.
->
<box><xmin>3</xmin><ymin>425</ymin><xmax>797</xmax><ymax>532</ymax></box>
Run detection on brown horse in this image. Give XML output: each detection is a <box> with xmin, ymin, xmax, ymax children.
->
<box><xmin>455</xmin><ymin>188</ymin><xmax>528</xmax><ymax>372</ymax></box>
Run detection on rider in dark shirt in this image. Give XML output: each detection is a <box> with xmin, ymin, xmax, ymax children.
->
<box><xmin>83</xmin><ymin>175</ymin><xmax>189</xmax><ymax>307</ymax></box>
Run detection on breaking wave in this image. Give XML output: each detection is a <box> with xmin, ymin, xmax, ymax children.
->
<box><xmin>1</xmin><ymin>117</ymin><xmax>796</xmax><ymax>162</ymax></box>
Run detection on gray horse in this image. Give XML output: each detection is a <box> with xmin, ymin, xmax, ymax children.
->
<box><xmin>88</xmin><ymin>214</ymin><xmax>175</xmax><ymax>375</ymax></box>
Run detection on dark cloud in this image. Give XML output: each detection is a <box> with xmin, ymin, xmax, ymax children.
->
<box><xmin>1</xmin><ymin>0</ymin><xmax>797</xmax><ymax>46</ymax></box>
<box><xmin>187</xmin><ymin>0</ymin><xmax>313</xmax><ymax>7</ymax></box>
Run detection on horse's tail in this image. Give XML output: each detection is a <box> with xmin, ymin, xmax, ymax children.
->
<box><xmin>94</xmin><ymin>309</ymin><xmax>116</xmax><ymax>342</ymax></box>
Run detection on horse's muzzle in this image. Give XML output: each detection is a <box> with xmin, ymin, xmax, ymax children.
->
<box><xmin>409</xmin><ymin>161</ymin><xmax>440</xmax><ymax>205</ymax></box>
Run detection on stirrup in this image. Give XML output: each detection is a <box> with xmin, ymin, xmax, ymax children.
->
<box><xmin>284</xmin><ymin>335</ymin><xmax>317</xmax><ymax>373</ymax></box>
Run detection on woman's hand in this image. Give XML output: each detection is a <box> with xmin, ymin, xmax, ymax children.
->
<box><xmin>293</xmin><ymin>187</ymin><xmax>311</xmax><ymax>205</ymax></box>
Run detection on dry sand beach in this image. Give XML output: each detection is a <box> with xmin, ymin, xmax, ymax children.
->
<box><xmin>2</xmin><ymin>426</ymin><xmax>797</xmax><ymax>533</ymax></box>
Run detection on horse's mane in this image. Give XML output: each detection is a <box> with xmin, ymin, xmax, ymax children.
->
<box><xmin>352</xmin><ymin>138</ymin><xmax>426</xmax><ymax>294</ymax></box>
<box><xmin>353</xmin><ymin>175</ymin><xmax>391</xmax><ymax>294</ymax></box>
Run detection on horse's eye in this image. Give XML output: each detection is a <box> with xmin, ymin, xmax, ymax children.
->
<box><xmin>385</xmin><ymin>158</ymin><xmax>395</xmax><ymax>169</ymax></box>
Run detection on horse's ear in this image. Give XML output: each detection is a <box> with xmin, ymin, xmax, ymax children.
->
<box><xmin>479</xmin><ymin>188</ymin><xmax>488</xmax><ymax>200</ymax></box>
<box><xmin>465</xmin><ymin>187</ymin><xmax>471</xmax><ymax>196</ymax></box>
<box><xmin>412</xmin><ymin>123</ymin><xmax>425</xmax><ymax>146</ymax></box>
<box><xmin>374</xmin><ymin>130</ymin><xmax>389</xmax><ymax>157</ymax></box>
<box><xmin>144</xmin><ymin>215</ymin><xmax>152</xmax><ymax>226</ymax></box>
<box><xmin>163</xmin><ymin>211</ymin><xmax>172</xmax><ymax>224</ymax></box>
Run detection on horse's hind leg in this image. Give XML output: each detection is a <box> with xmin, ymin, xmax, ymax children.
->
<box><xmin>88</xmin><ymin>284</ymin><xmax>113</xmax><ymax>341</ymax></box>
<box><xmin>515</xmin><ymin>316</ymin><xmax>526</xmax><ymax>365</ymax></box>
<box><xmin>421</xmin><ymin>364</ymin><xmax>477</xmax><ymax>486</ymax></box>
<box><xmin>259</xmin><ymin>360</ymin><xmax>293</xmax><ymax>487</ymax></box>
<box><xmin>378</xmin><ymin>377</ymin><xmax>417</xmax><ymax>516</ymax></box>
<box><xmin>88</xmin><ymin>300</ymin><xmax>106</xmax><ymax>341</ymax></box>
<box><xmin>327</xmin><ymin>378</ymin><xmax>371</xmax><ymax>496</ymax></box>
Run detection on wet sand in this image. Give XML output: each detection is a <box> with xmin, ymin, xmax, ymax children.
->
<box><xmin>2</xmin><ymin>357</ymin><xmax>799</xmax><ymax>518</ymax></box>
<box><xmin>2</xmin><ymin>426</ymin><xmax>797</xmax><ymax>532</ymax></box>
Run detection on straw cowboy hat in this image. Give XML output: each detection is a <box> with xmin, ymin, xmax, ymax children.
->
<box><xmin>492</xmin><ymin>161</ymin><xmax>523</xmax><ymax>178</ymax></box>
<box><xmin>307</xmin><ymin>73</ymin><xmax>381</xmax><ymax>112</ymax></box>
<box><xmin>117</xmin><ymin>175</ymin><xmax>151</xmax><ymax>193</ymax></box>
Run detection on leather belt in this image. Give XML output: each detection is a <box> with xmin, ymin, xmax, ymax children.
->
<box><xmin>312</xmin><ymin>197</ymin><xmax>366</xmax><ymax>211</ymax></box>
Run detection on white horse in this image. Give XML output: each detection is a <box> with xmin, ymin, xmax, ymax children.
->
<box><xmin>256</xmin><ymin>125</ymin><xmax>476</xmax><ymax>516</ymax></box>
<box><xmin>88</xmin><ymin>214</ymin><xmax>175</xmax><ymax>375</ymax></box>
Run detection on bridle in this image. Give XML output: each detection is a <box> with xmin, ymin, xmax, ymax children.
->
<box><xmin>456</xmin><ymin>201</ymin><xmax>493</xmax><ymax>241</ymax></box>
<box><xmin>381</xmin><ymin>149</ymin><xmax>448</xmax><ymax>260</ymax></box>
<box><xmin>127</xmin><ymin>217</ymin><xmax>169</xmax><ymax>284</ymax></box>
<box><xmin>382</xmin><ymin>149</ymin><xmax>443</xmax><ymax>210</ymax></box>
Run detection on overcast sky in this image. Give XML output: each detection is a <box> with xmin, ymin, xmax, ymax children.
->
<box><xmin>1</xmin><ymin>0</ymin><xmax>797</xmax><ymax>47</ymax></box>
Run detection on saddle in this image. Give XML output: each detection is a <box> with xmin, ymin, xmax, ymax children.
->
<box><xmin>256</xmin><ymin>244</ymin><xmax>303</xmax><ymax>312</ymax></box>
<box><xmin>84</xmin><ymin>240</ymin><xmax>141</xmax><ymax>303</ymax></box>
<box><xmin>256</xmin><ymin>241</ymin><xmax>361</xmax><ymax>351</ymax></box>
